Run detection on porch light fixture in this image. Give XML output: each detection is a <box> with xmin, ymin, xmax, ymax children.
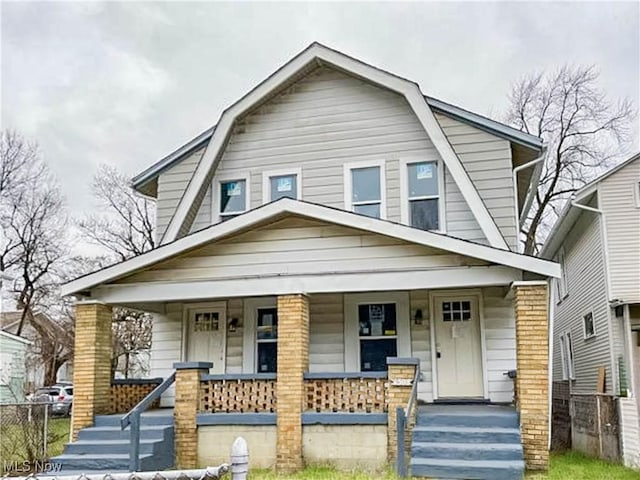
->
<box><xmin>228</xmin><ymin>317</ymin><xmax>239</xmax><ymax>332</ymax></box>
<box><xmin>414</xmin><ymin>309</ymin><xmax>423</xmax><ymax>325</ymax></box>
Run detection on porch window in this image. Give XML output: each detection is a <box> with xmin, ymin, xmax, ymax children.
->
<box><xmin>345</xmin><ymin>162</ymin><xmax>385</xmax><ymax>219</ymax></box>
<box><xmin>358</xmin><ymin>303</ymin><xmax>397</xmax><ymax>371</ymax></box>
<box><xmin>219</xmin><ymin>178</ymin><xmax>248</xmax><ymax>220</ymax></box>
<box><xmin>256</xmin><ymin>307</ymin><xmax>278</xmax><ymax>373</ymax></box>
<box><xmin>407</xmin><ymin>161</ymin><xmax>440</xmax><ymax>231</ymax></box>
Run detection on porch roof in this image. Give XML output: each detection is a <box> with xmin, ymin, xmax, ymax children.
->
<box><xmin>62</xmin><ymin>198</ymin><xmax>560</xmax><ymax>299</ymax></box>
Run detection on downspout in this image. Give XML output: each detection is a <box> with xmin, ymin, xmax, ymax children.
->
<box><xmin>513</xmin><ymin>146</ymin><xmax>547</xmax><ymax>253</ymax></box>
<box><xmin>548</xmin><ymin>277</ymin><xmax>555</xmax><ymax>451</ymax></box>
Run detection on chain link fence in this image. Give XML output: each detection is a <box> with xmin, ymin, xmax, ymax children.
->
<box><xmin>0</xmin><ymin>402</ymin><xmax>62</xmax><ymax>476</ymax></box>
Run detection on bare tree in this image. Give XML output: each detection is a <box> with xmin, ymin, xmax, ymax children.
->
<box><xmin>78</xmin><ymin>164</ymin><xmax>155</xmax><ymax>262</ymax></box>
<box><xmin>505</xmin><ymin>65</ymin><xmax>634</xmax><ymax>254</ymax></box>
<box><xmin>0</xmin><ymin>131</ymin><xmax>68</xmax><ymax>336</ymax></box>
<box><xmin>76</xmin><ymin>164</ymin><xmax>156</xmax><ymax>378</ymax></box>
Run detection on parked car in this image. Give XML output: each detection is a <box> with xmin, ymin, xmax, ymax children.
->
<box><xmin>31</xmin><ymin>384</ymin><xmax>73</xmax><ymax>416</ymax></box>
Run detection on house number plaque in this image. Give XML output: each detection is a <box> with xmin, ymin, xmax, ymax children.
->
<box><xmin>391</xmin><ymin>378</ymin><xmax>414</xmax><ymax>386</ymax></box>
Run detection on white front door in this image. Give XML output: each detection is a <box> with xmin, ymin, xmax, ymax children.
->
<box><xmin>186</xmin><ymin>305</ymin><xmax>226</xmax><ymax>374</ymax></box>
<box><xmin>434</xmin><ymin>296</ymin><xmax>484</xmax><ymax>398</ymax></box>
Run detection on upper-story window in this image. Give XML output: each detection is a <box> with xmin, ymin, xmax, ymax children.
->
<box><xmin>262</xmin><ymin>168</ymin><xmax>302</xmax><ymax>203</ymax></box>
<box><xmin>344</xmin><ymin>161</ymin><xmax>386</xmax><ymax>219</ymax></box>
<box><xmin>217</xmin><ymin>175</ymin><xmax>250</xmax><ymax>221</ymax></box>
<box><xmin>634</xmin><ymin>181</ymin><xmax>640</xmax><ymax>208</ymax></box>
<box><xmin>556</xmin><ymin>247</ymin><xmax>568</xmax><ymax>301</ymax></box>
<box><xmin>401</xmin><ymin>160</ymin><xmax>442</xmax><ymax>231</ymax></box>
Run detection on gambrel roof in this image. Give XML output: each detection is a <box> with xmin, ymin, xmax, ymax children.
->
<box><xmin>134</xmin><ymin>43</ymin><xmax>543</xmax><ymax>250</ymax></box>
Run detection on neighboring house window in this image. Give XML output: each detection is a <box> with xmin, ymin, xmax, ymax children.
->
<box><xmin>262</xmin><ymin>169</ymin><xmax>302</xmax><ymax>203</ymax></box>
<box><xmin>560</xmin><ymin>332</ymin><xmax>575</xmax><ymax>380</ymax></box>
<box><xmin>358</xmin><ymin>303</ymin><xmax>397</xmax><ymax>371</ymax></box>
<box><xmin>344</xmin><ymin>161</ymin><xmax>385</xmax><ymax>219</ymax></box>
<box><xmin>256</xmin><ymin>307</ymin><xmax>278</xmax><ymax>373</ymax></box>
<box><xmin>218</xmin><ymin>177</ymin><xmax>249</xmax><ymax>221</ymax></box>
<box><xmin>583</xmin><ymin>311</ymin><xmax>596</xmax><ymax>339</ymax></box>
<box><xmin>556</xmin><ymin>248</ymin><xmax>568</xmax><ymax>301</ymax></box>
<box><xmin>400</xmin><ymin>159</ymin><xmax>444</xmax><ymax>231</ymax></box>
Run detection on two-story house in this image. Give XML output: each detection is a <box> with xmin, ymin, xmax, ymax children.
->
<box><xmin>541</xmin><ymin>152</ymin><xmax>640</xmax><ymax>468</ymax></box>
<box><xmin>59</xmin><ymin>43</ymin><xmax>559</xmax><ymax>479</ymax></box>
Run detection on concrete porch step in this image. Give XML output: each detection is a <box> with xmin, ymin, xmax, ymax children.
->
<box><xmin>410</xmin><ymin>458</ymin><xmax>525</xmax><ymax>480</ymax></box>
<box><xmin>412</xmin><ymin>441</ymin><xmax>523</xmax><ymax>461</ymax></box>
<box><xmin>48</xmin><ymin>454</ymin><xmax>157</xmax><ymax>472</ymax></box>
<box><xmin>77</xmin><ymin>424</ymin><xmax>173</xmax><ymax>441</ymax></box>
<box><xmin>412</xmin><ymin>425</ymin><xmax>521</xmax><ymax>444</ymax></box>
<box><xmin>94</xmin><ymin>413</ymin><xmax>174</xmax><ymax>427</ymax></box>
<box><xmin>63</xmin><ymin>438</ymin><xmax>170</xmax><ymax>456</ymax></box>
<box><xmin>417</xmin><ymin>411</ymin><xmax>519</xmax><ymax>429</ymax></box>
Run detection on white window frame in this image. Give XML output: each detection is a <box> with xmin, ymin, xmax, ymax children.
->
<box><xmin>262</xmin><ymin>168</ymin><xmax>302</xmax><ymax>204</ymax></box>
<box><xmin>560</xmin><ymin>331</ymin><xmax>575</xmax><ymax>380</ymax></box>
<box><xmin>344</xmin><ymin>292</ymin><xmax>410</xmax><ymax>371</ymax></box>
<box><xmin>555</xmin><ymin>247</ymin><xmax>568</xmax><ymax>302</ymax></box>
<box><xmin>582</xmin><ymin>310</ymin><xmax>597</xmax><ymax>340</ymax></box>
<box><xmin>634</xmin><ymin>181</ymin><xmax>640</xmax><ymax>208</ymax></box>
<box><xmin>399</xmin><ymin>158</ymin><xmax>446</xmax><ymax>233</ymax></box>
<box><xmin>213</xmin><ymin>172</ymin><xmax>251</xmax><ymax>223</ymax></box>
<box><xmin>242</xmin><ymin>297</ymin><xmax>277</xmax><ymax>374</ymax></box>
<box><xmin>343</xmin><ymin>160</ymin><xmax>387</xmax><ymax>220</ymax></box>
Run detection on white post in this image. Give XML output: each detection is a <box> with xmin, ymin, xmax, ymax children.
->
<box><xmin>230</xmin><ymin>437</ymin><xmax>248</xmax><ymax>480</ymax></box>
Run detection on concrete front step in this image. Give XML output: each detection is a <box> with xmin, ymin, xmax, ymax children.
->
<box><xmin>410</xmin><ymin>458</ymin><xmax>525</xmax><ymax>480</ymax></box>
<box><xmin>412</xmin><ymin>425</ymin><xmax>521</xmax><ymax>444</ymax></box>
<box><xmin>94</xmin><ymin>413</ymin><xmax>173</xmax><ymax>427</ymax></box>
<box><xmin>77</xmin><ymin>424</ymin><xmax>173</xmax><ymax>441</ymax></box>
<box><xmin>64</xmin><ymin>439</ymin><xmax>169</xmax><ymax>456</ymax></box>
<box><xmin>412</xmin><ymin>441</ymin><xmax>523</xmax><ymax>461</ymax></box>
<box><xmin>48</xmin><ymin>454</ymin><xmax>158</xmax><ymax>472</ymax></box>
<box><xmin>417</xmin><ymin>412</ymin><xmax>519</xmax><ymax>429</ymax></box>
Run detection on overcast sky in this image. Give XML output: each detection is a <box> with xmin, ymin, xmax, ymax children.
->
<box><xmin>2</xmin><ymin>1</ymin><xmax>639</xmax><ymax>215</ymax></box>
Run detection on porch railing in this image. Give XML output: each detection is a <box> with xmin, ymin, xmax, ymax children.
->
<box><xmin>395</xmin><ymin>365</ymin><xmax>420</xmax><ymax>478</ymax></box>
<box><xmin>200</xmin><ymin>374</ymin><xmax>277</xmax><ymax>413</ymax></box>
<box><xmin>121</xmin><ymin>372</ymin><xmax>176</xmax><ymax>472</ymax></box>
<box><xmin>303</xmin><ymin>372</ymin><xmax>388</xmax><ymax>413</ymax></box>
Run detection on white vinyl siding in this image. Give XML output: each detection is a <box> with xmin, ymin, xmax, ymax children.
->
<box><xmin>309</xmin><ymin>294</ymin><xmax>344</xmax><ymax>372</ymax></box>
<box><xmin>156</xmin><ymin>148</ymin><xmax>205</xmax><ymax>241</ymax></box>
<box><xmin>410</xmin><ymin>289</ymin><xmax>433</xmax><ymax>402</ymax></box>
<box><xmin>118</xmin><ymin>217</ymin><xmax>488</xmax><ymax>284</ymax></box>
<box><xmin>149</xmin><ymin>303</ymin><xmax>183</xmax><ymax>406</ymax></box>
<box><xmin>551</xmin><ymin>209</ymin><xmax>612</xmax><ymax>393</ymax></box>
<box><xmin>599</xmin><ymin>158</ymin><xmax>640</xmax><ymax>303</ymax></box>
<box><xmin>435</xmin><ymin>113</ymin><xmax>517</xmax><ymax>250</ymax></box>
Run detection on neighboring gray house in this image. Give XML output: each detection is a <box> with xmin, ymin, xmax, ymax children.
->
<box><xmin>59</xmin><ymin>43</ymin><xmax>559</xmax><ymax>477</ymax></box>
<box><xmin>541</xmin><ymin>152</ymin><xmax>640</xmax><ymax>468</ymax></box>
<box><xmin>0</xmin><ymin>330</ymin><xmax>32</xmax><ymax>403</ymax></box>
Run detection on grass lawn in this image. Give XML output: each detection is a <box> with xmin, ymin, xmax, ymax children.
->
<box><xmin>47</xmin><ymin>417</ymin><xmax>71</xmax><ymax>458</ymax></box>
<box><xmin>250</xmin><ymin>452</ymin><xmax>640</xmax><ymax>479</ymax></box>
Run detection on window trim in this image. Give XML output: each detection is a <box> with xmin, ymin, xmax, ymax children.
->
<box><xmin>262</xmin><ymin>168</ymin><xmax>303</xmax><ymax>204</ymax></box>
<box><xmin>344</xmin><ymin>292</ymin><xmax>410</xmax><ymax>372</ymax></box>
<box><xmin>399</xmin><ymin>158</ymin><xmax>446</xmax><ymax>233</ymax></box>
<box><xmin>343</xmin><ymin>160</ymin><xmax>387</xmax><ymax>220</ymax></box>
<box><xmin>634</xmin><ymin>181</ymin><xmax>640</xmax><ymax>208</ymax></box>
<box><xmin>255</xmin><ymin>306</ymin><xmax>278</xmax><ymax>373</ymax></box>
<box><xmin>582</xmin><ymin>310</ymin><xmax>597</xmax><ymax>340</ymax></box>
<box><xmin>213</xmin><ymin>172</ymin><xmax>251</xmax><ymax>223</ymax></box>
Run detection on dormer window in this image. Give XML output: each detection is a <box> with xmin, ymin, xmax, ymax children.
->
<box><xmin>401</xmin><ymin>159</ymin><xmax>444</xmax><ymax>231</ymax></box>
<box><xmin>218</xmin><ymin>176</ymin><xmax>249</xmax><ymax>221</ymax></box>
<box><xmin>344</xmin><ymin>161</ymin><xmax>386</xmax><ymax>219</ymax></box>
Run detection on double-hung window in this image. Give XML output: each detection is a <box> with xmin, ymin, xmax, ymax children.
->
<box><xmin>218</xmin><ymin>176</ymin><xmax>249</xmax><ymax>221</ymax></box>
<box><xmin>556</xmin><ymin>248</ymin><xmax>568</xmax><ymax>301</ymax></box>
<box><xmin>345</xmin><ymin>162</ymin><xmax>385</xmax><ymax>219</ymax></box>
<box><xmin>559</xmin><ymin>332</ymin><xmax>575</xmax><ymax>380</ymax></box>
<box><xmin>402</xmin><ymin>160</ymin><xmax>441</xmax><ymax>231</ymax></box>
<box><xmin>262</xmin><ymin>169</ymin><xmax>302</xmax><ymax>203</ymax></box>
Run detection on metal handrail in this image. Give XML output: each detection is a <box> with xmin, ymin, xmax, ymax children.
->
<box><xmin>396</xmin><ymin>366</ymin><xmax>420</xmax><ymax>478</ymax></box>
<box><xmin>120</xmin><ymin>372</ymin><xmax>176</xmax><ymax>472</ymax></box>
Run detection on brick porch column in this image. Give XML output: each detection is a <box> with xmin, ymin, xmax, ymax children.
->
<box><xmin>513</xmin><ymin>281</ymin><xmax>549</xmax><ymax>470</ymax></box>
<box><xmin>174</xmin><ymin>362</ymin><xmax>212</xmax><ymax>469</ymax></box>
<box><xmin>71</xmin><ymin>301</ymin><xmax>113</xmax><ymax>440</ymax></box>
<box><xmin>387</xmin><ymin>358</ymin><xmax>419</xmax><ymax>462</ymax></box>
<box><xmin>276</xmin><ymin>294</ymin><xmax>309</xmax><ymax>474</ymax></box>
